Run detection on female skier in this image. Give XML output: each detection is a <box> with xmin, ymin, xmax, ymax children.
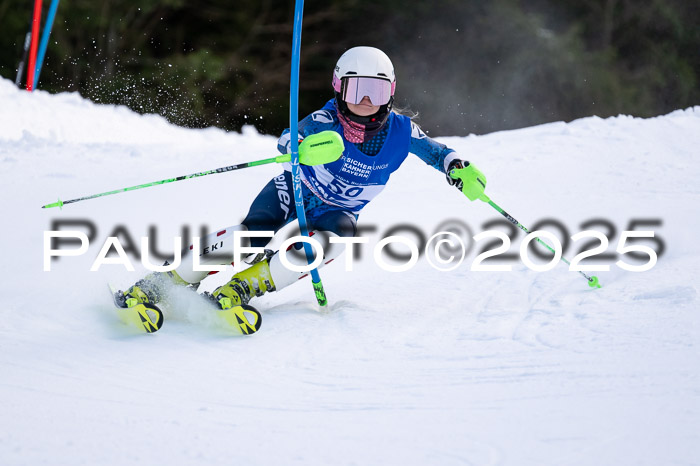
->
<box><xmin>115</xmin><ymin>46</ymin><xmax>487</xmax><ymax>329</ymax></box>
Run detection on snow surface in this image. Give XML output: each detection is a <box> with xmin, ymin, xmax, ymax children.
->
<box><xmin>1</xmin><ymin>77</ymin><xmax>699</xmax><ymax>465</ymax></box>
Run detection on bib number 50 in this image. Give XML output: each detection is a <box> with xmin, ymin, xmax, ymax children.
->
<box><xmin>327</xmin><ymin>179</ymin><xmax>364</xmax><ymax>198</ymax></box>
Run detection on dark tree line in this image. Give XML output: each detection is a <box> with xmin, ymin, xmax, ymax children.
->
<box><xmin>1</xmin><ymin>0</ymin><xmax>698</xmax><ymax>136</ymax></box>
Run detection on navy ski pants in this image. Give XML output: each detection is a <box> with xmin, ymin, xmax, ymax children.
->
<box><xmin>242</xmin><ymin>171</ymin><xmax>358</xmax><ymax>248</ymax></box>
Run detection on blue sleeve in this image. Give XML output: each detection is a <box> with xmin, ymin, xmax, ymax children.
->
<box><xmin>277</xmin><ymin>107</ymin><xmax>338</xmax><ymax>154</ymax></box>
<box><xmin>408</xmin><ymin>121</ymin><xmax>460</xmax><ymax>173</ymax></box>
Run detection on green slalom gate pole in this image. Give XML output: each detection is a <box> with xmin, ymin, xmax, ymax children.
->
<box><xmin>41</xmin><ymin>130</ymin><xmax>344</xmax><ymax>210</ymax></box>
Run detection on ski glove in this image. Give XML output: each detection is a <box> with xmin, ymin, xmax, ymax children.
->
<box><xmin>447</xmin><ymin>160</ymin><xmax>488</xmax><ymax>202</ymax></box>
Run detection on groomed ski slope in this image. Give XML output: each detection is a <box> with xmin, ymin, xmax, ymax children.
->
<box><xmin>1</xmin><ymin>77</ymin><xmax>699</xmax><ymax>465</ymax></box>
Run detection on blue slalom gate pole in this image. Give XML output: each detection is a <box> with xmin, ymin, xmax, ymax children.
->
<box><xmin>33</xmin><ymin>0</ymin><xmax>61</xmax><ymax>86</ymax></box>
<box><xmin>289</xmin><ymin>0</ymin><xmax>328</xmax><ymax>307</ymax></box>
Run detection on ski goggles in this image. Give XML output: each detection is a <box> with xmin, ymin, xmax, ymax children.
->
<box><xmin>333</xmin><ymin>76</ymin><xmax>395</xmax><ymax>106</ymax></box>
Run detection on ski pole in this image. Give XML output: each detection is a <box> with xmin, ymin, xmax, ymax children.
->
<box><xmin>484</xmin><ymin>196</ymin><xmax>601</xmax><ymax>288</ymax></box>
<box><xmin>15</xmin><ymin>31</ymin><xmax>32</xmax><ymax>87</ymax></box>
<box><xmin>450</xmin><ymin>167</ymin><xmax>601</xmax><ymax>288</ymax></box>
<box><xmin>15</xmin><ymin>5</ymin><xmax>36</xmax><ymax>87</ymax></box>
<box><xmin>41</xmin><ymin>130</ymin><xmax>344</xmax><ymax>209</ymax></box>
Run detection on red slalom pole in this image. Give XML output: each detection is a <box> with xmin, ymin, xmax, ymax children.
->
<box><xmin>26</xmin><ymin>0</ymin><xmax>43</xmax><ymax>91</ymax></box>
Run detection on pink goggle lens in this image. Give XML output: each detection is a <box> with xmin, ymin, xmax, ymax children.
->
<box><xmin>341</xmin><ymin>77</ymin><xmax>393</xmax><ymax>106</ymax></box>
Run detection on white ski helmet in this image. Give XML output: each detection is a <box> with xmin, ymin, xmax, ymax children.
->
<box><xmin>332</xmin><ymin>46</ymin><xmax>396</xmax><ymax>99</ymax></box>
<box><xmin>332</xmin><ymin>46</ymin><xmax>396</xmax><ymax>133</ymax></box>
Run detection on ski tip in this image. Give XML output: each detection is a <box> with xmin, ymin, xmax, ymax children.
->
<box><xmin>114</xmin><ymin>302</ymin><xmax>164</xmax><ymax>334</ymax></box>
<box><xmin>220</xmin><ymin>304</ymin><xmax>262</xmax><ymax>335</ymax></box>
<box><xmin>108</xmin><ymin>283</ymin><xmax>164</xmax><ymax>333</ymax></box>
<box><xmin>138</xmin><ymin>303</ymin><xmax>165</xmax><ymax>333</ymax></box>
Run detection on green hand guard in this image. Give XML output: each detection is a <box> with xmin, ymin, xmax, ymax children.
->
<box><xmin>450</xmin><ymin>164</ymin><xmax>489</xmax><ymax>202</ymax></box>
